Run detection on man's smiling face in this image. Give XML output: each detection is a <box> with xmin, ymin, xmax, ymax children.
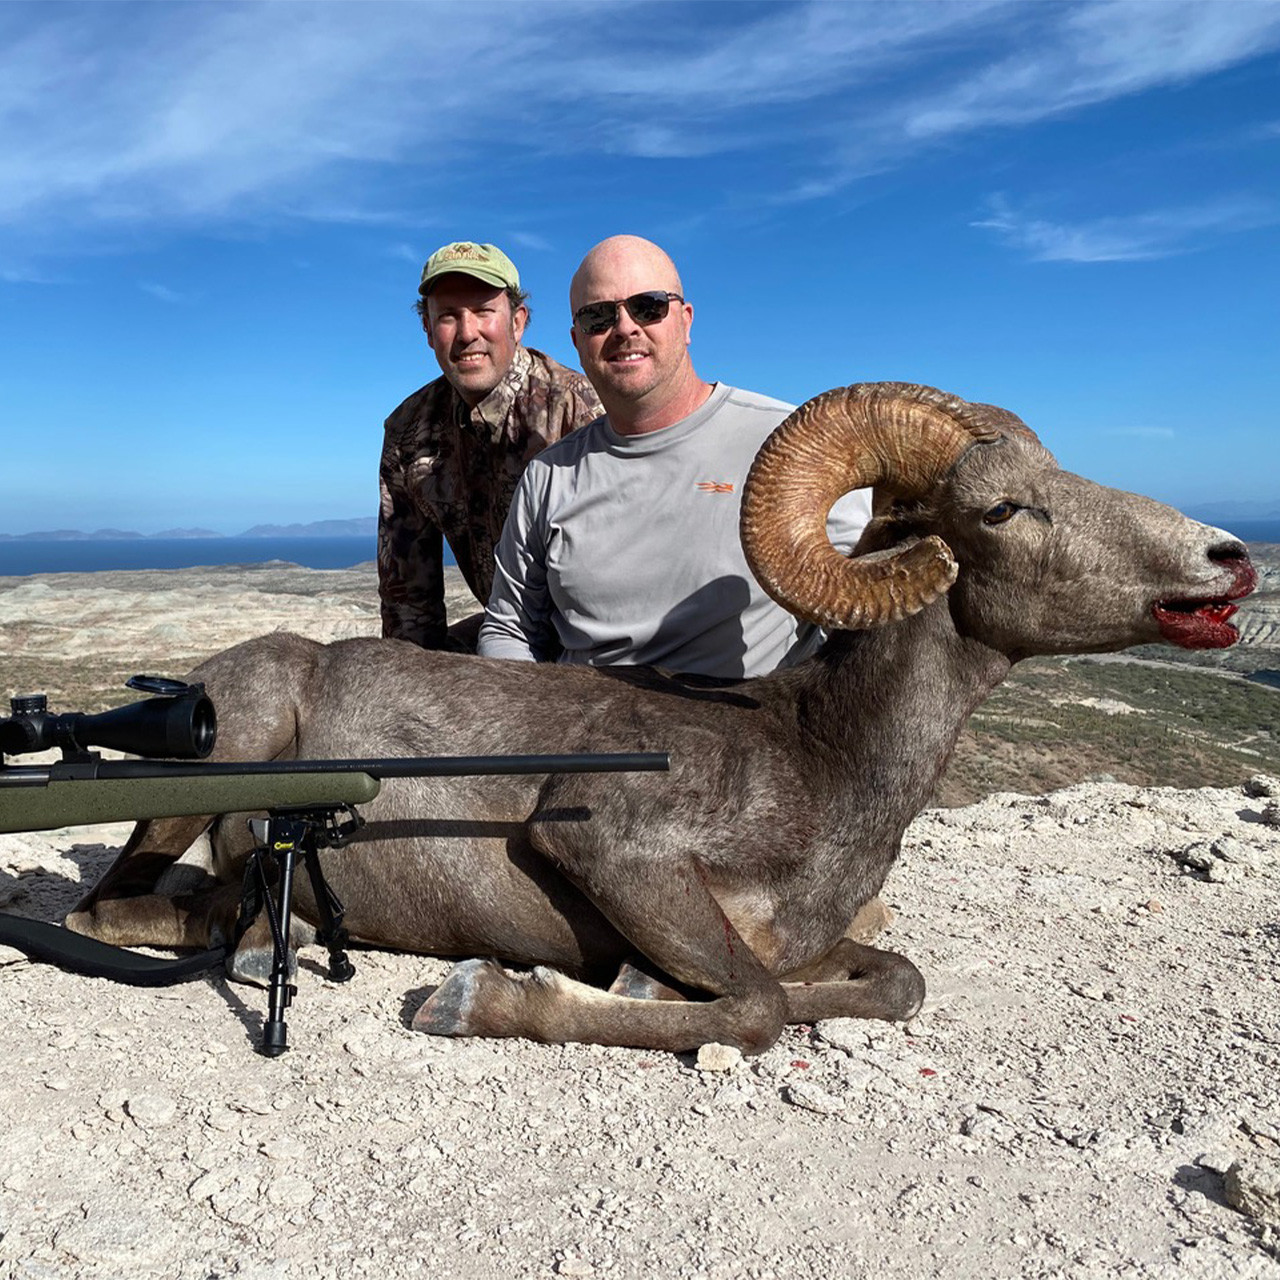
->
<box><xmin>569</xmin><ymin>244</ymin><xmax>693</xmax><ymax>418</ymax></box>
<box><xmin>426</xmin><ymin>274</ymin><xmax>527</xmax><ymax>406</ymax></box>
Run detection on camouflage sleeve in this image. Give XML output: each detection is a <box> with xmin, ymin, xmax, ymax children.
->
<box><xmin>570</xmin><ymin>380</ymin><xmax>603</xmax><ymax>431</ymax></box>
<box><xmin>378</xmin><ymin>452</ymin><xmax>448</xmax><ymax>649</ymax></box>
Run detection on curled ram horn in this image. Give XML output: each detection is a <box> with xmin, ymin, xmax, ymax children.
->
<box><xmin>740</xmin><ymin>381</ymin><xmax>1025</xmax><ymax>630</ymax></box>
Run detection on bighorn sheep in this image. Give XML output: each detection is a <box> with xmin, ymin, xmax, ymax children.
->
<box><xmin>68</xmin><ymin>382</ymin><xmax>1256</xmax><ymax>1054</ymax></box>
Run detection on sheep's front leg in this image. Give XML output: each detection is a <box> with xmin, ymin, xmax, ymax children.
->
<box><xmin>65</xmin><ymin>815</ymin><xmax>216</xmax><ymax>944</ymax></box>
<box><xmin>414</xmin><ymin>839</ymin><xmax>787</xmax><ymax>1054</ymax></box>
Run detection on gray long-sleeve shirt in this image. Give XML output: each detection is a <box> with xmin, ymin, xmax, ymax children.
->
<box><xmin>478</xmin><ymin>383</ymin><xmax>872</xmax><ymax>679</ymax></box>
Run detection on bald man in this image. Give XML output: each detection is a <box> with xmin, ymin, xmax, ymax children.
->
<box><xmin>477</xmin><ymin>235</ymin><xmax>872</xmax><ymax>679</ymax></box>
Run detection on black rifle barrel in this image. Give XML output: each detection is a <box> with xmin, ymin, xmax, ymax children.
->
<box><xmin>99</xmin><ymin>752</ymin><xmax>670</xmax><ymax>778</ymax></box>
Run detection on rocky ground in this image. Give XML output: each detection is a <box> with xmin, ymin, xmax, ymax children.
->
<box><xmin>2</xmin><ymin>781</ymin><xmax>1278</xmax><ymax>1279</ymax></box>
<box><xmin>1</xmin><ymin>557</ymin><xmax>1279</xmax><ymax>1278</ymax></box>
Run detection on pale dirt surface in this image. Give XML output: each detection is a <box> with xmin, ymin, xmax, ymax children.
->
<box><xmin>2</xmin><ymin>783</ymin><xmax>1279</xmax><ymax>1280</ymax></box>
<box><xmin>0</xmin><ymin>561</ymin><xmax>405</xmax><ymax>708</ymax></box>
<box><xmin>2</xmin><ymin>564</ymin><xmax>1280</xmax><ymax>1279</ymax></box>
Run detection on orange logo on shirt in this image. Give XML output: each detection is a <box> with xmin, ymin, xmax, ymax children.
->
<box><xmin>695</xmin><ymin>481</ymin><xmax>735</xmax><ymax>493</ymax></box>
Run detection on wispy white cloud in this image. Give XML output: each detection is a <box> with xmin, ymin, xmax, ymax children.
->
<box><xmin>138</xmin><ymin>281</ymin><xmax>185</xmax><ymax>303</ymax></box>
<box><xmin>973</xmin><ymin>193</ymin><xmax>1277</xmax><ymax>262</ymax></box>
<box><xmin>791</xmin><ymin>0</ymin><xmax>1280</xmax><ymax>201</ymax></box>
<box><xmin>508</xmin><ymin>232</ymin><xmax>554</xmax><ymax>254</ymax></box>
<box><xmin>902</xmin><ymin>0</ymin><xmax>1280</xmax><ymax>140</ymax></box>
<box><xmin>1</xmin><ymin>263</ymin><xmax>63</xmax><ymax>285</ymax></box>
<box><xmin>387</xmin><ymin>242</ymin><xmax>423</xmax><ymax>267</ymax></box>
<box><xmin>1109</xmin><ymin>426</ymin><xmax>1177</xmax><ymax>439</ymax></box>
<box><xmin>2</xmin><ymin>0</ymin><xmax>1278</xmax><ymax>253</ymax></box>
<box><xmin>571</xmin><ymin>1</ymin><xmax>1013</xmax><ymax>113</ymax></box>
<box><xmin>0</xmin><ymin>2</ymin><xmax>578</xmax><ymax>228</ymax></box>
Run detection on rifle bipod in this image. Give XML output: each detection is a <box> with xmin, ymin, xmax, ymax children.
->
<box><xmin>239</xmin><ymin>804</ymin><xmax>361</xmax><ymax>1057</ymax></box>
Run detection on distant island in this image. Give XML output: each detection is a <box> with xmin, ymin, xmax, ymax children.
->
<box><xmin>0</xmin><ymin>517</ymin><xmax>378</xmax><ymax>541</ymax></box>
<box><xmin>238</xmin><ymin>518</ymin><xmax>378</xmax><ymax>538</ymax></box>
<box><xmin>1</xmin><ymin>506</ymin><xmax>1275</xmax><ymax>542</ymax></box>
<box><xmin>1184</xmin><ymin>500</ymin><xmax>1280</xmax><ymax>522</ymax></box>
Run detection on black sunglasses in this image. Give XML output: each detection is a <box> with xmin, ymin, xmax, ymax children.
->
<box><xmin>573</xmin><ymin>291</ymin><xmax>684</xmax><ymax>336</ymax></box>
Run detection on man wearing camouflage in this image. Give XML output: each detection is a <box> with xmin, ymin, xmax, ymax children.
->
<box><xmin>378</xmin><ymin>241</ymin><xmax>602</xmax><ymax>649</ymax></box>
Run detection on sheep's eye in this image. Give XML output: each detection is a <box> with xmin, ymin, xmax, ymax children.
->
<box><xmin>983</xmin><ymin>501</ymin><xmax>1018</xmax><ymax>525</ymax></box>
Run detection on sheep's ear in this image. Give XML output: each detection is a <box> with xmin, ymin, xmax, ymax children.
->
<box><xmin>890</xmin><ymin>496</ymin><xmax>926</xmax><ymax>520</ymax></box>
<box><xmin>855</xmin><ymin>512</ymin><xmax>917</xmax><ymax>555</ymax></box>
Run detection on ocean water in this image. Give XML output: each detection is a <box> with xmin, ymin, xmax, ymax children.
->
<box><xmin>0</xmin><ymin>536</ymin><xmax>392</xmax><ymax>576</ymax></box>
<box><xmin>0</xmin><ymin>522</ymin><xmax>1272</xmax><ymax>578</ymax></box>
<box><xmin>1214</xmin><ymin>519</ymin><xmax>1280</xmax><ymax>544</ymax></box>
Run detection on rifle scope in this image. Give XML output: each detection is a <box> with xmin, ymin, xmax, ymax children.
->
<box><xmin>0</xmin><ymin>676</ymin><xmax>216</xmax><ymax>760</ymax></box>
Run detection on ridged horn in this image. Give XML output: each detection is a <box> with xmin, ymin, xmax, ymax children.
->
<box><xmin>740</xmin><ymin>382</ymin><xmax>1007</xmax><ymax>630</ymax></box>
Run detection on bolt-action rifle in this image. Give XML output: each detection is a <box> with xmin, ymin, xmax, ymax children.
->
<box><xmin>0</xmin><ymin>677</ymin><xmax>668</xmax><ymax>1055</ymax></box>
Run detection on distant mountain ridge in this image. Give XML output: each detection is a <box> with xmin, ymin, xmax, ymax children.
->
<box><xmin>2</xmin><ymin>507</ymin><xmax>1273</xmax><ymax>540</ymax></box>
<box><xmin>0</xmin><ymin>517</ymin><xmax>377</xmax><ymax>541</ymax></box>
<box><xmin>238</xmin><ymin>518</ymin><xmax>378</xmax><ymax>538</ymax></box>
<box><xmin>1185</xmin><ymin>500</ymin><xmax>1280</xmax><ymax>522</ymax></box>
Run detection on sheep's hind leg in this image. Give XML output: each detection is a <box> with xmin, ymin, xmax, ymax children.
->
<box><xmin>781</xmin><ymin>940</ymin><xmax>924</xmax><ymax>1023</ymax></box>
<box><xmin>414</xmin><ymin>838</ymin><xmax>788</xmax><ymax>1053</ymax></box>
<box><xmin>843</xmin><ymin>895</ymin><xmax>894</xmax><ymax>944</ymax></box>
<box><xmin>602</xmin><ymin>893</ymin><xmax>896</xmax><ymax>1002</ymax></box>
<box><xmin>66</xmin><ymin>837</ymin><xmax>306</xmax><ymax>988</ymax></box>
<box><xmin>64</xmin><ymin>815</ymin><xmax>215</xmax><ymax>942</ymax></box>
<box><xmin>64</xmin><ymin>880</ymin><xmax>243</xmax><ymax>952</ymax></box>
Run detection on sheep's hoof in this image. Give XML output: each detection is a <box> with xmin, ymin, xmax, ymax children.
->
<box><xmin>608</xmin><ymin>961</ymin><xmax>660</xmax><ymax>999</ymax></box>
<box><xmin>412</xmin><ymin>958</ymin><xmax>503</xmax><ymax>1036</ymax></box>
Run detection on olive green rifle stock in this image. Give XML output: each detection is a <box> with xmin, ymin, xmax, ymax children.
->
<box><xmin>0</xmin><ymin>753</ymin><xmax>669</xmax><ymax>835</ymax></box>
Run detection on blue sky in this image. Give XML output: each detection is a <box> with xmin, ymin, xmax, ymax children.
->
<box><xmin>2</xmin><ymin>0</ymin><xmax>1278</xmax><ymax>534</ymax></box>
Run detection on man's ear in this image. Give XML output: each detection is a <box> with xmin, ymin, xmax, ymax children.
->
<box><xmin>512</xmin><ymin>305</ymin><xmax>529</xmax><ymax>343</ymax></box>
<box><xmin>569</xmin><ymin>324</ymin><xmax>579</xmax><ymax>356</ymax></box>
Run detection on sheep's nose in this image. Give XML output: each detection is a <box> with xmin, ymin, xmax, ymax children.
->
<box><xmin>1207</xmin><ymin>537</ymin><xmax>1256</xmax><ymax>599</ymax></box>
<box><xmin>1208</xmin><ymin>538</ymin><xmax>1249</xmax><ymax>566</ymax></box>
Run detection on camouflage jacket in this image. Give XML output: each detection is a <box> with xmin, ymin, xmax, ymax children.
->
<box><xmin>378</xmin><ymin>345</ymin><xmax>601</xmax><ymax>648</ymax></box>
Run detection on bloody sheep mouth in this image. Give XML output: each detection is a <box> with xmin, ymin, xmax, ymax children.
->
<box><xmin>1153</xmin><ymin>556</ymin><xmax>1257</xmax><ymax>649</ymax></box>
<box><xmin>1152</xmin><ymin>597</ymin><xmax>1241</xmax><ymax>649</ymax></box>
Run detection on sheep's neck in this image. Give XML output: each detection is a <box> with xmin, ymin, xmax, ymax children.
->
<box><xmin>785</xmin><ymin>602</ymin><xmax>1010</xmax><ymax>852</ymax></box>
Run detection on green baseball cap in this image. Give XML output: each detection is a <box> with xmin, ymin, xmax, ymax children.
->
<box><xmin>419</xmin><ymin>241</ymin><xmax>520</xmax><ymax>295</ymax></box>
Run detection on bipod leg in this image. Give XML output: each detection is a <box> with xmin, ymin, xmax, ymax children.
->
<box><xmin>302</xmin><ymin>844</ymin><xmax>354</xmax><ymax>983</ymax></box>
<box><xmin>251</xmin><ymin>815</ymin><xmax>306</xmax><ymax>1057</ymax></box>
